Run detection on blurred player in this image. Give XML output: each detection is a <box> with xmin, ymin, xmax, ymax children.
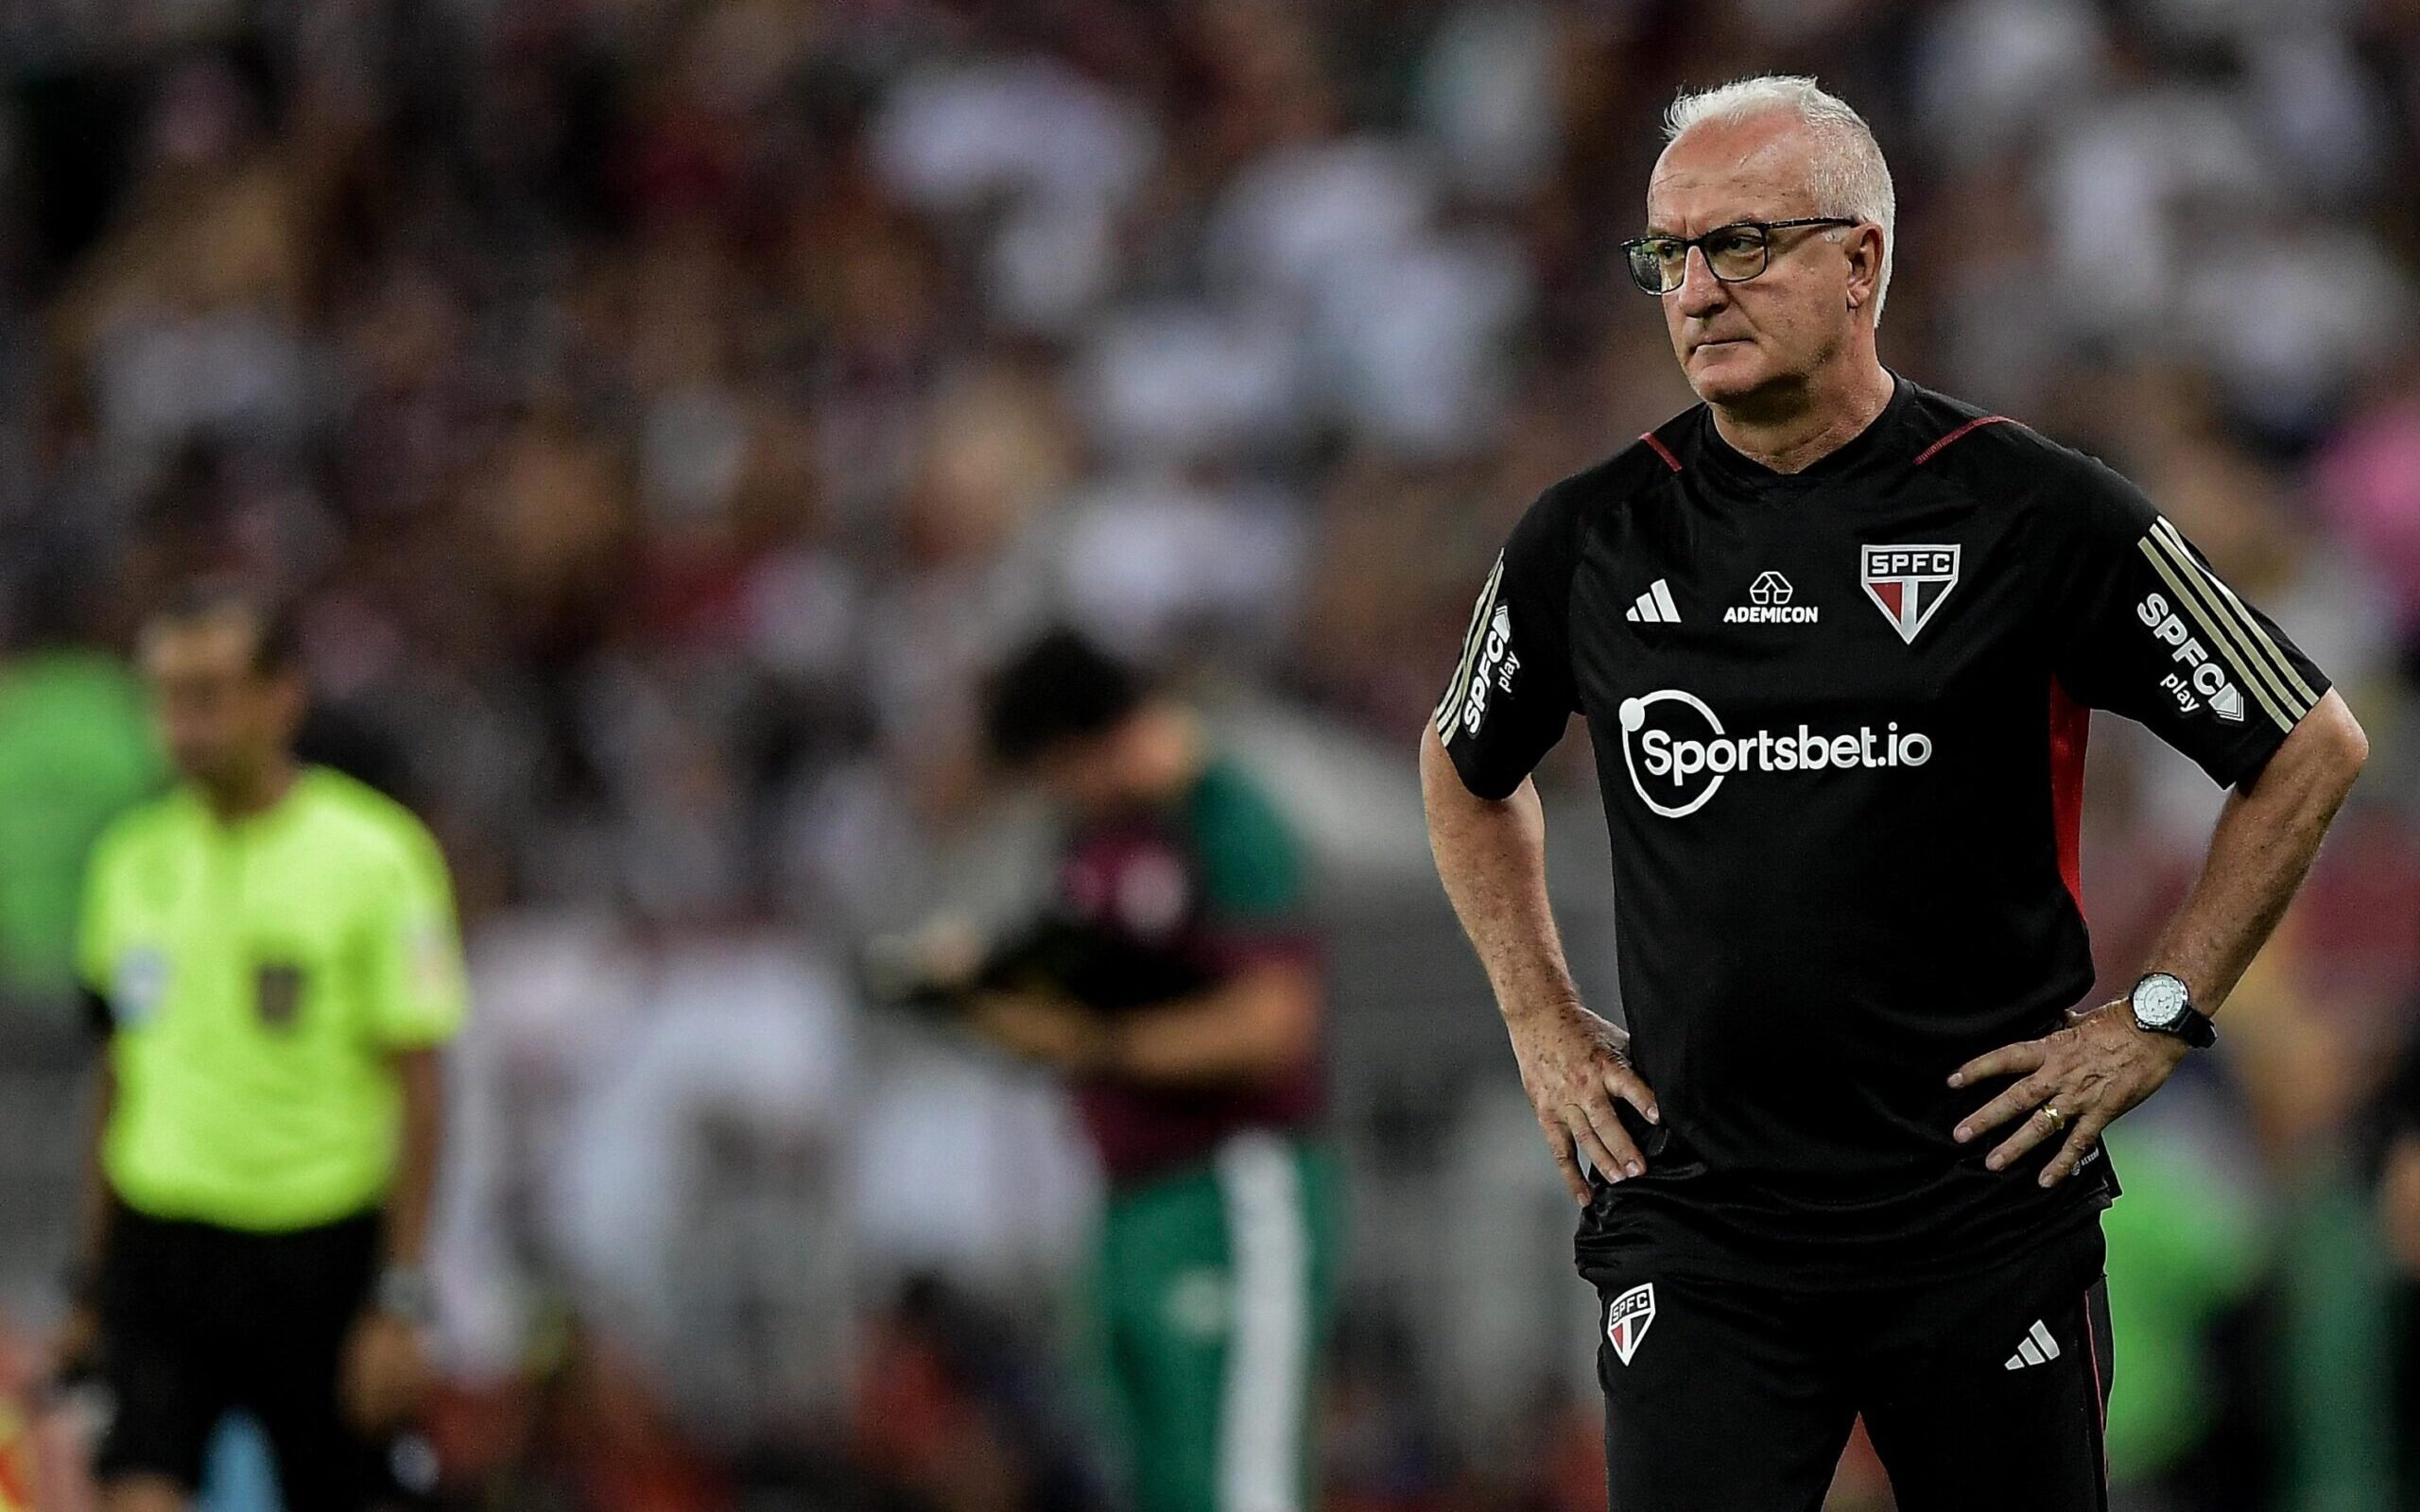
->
<box><xmin>58</xmin><ymin>584</ymin><xmax>465</xmax><ymax>1511</ymax></box>
<box><xmin>1420</xmin><ymin>76</ymin><xmax>2369</xmax><ymax>1509</ymax></box>
<box><xmin>973</xmin><ymin>628</ymin><xmax>1338</xmax><ymax>1512</ymax></box>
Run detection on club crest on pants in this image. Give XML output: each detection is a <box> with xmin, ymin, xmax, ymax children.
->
<box><xmin>1606</xmin><ymin>1282</ymin><xmax>1656</xmax><ymax>1365</ymax></box>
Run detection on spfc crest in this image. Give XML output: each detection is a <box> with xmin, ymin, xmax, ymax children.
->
<box><xmin>1605</xmin><ymin>1282</ymin><xmax>1656</xmax><ymax>1366</ymax></box>
<box><xmin>1860</xmin><ymin>543</ymin><xmax>1961</xmax><ymax>644</ymax></box>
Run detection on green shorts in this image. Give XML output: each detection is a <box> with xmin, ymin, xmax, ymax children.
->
<box><xmin>1093</xmin><ymin>1131</ymin><xmax>1341</xmax><ymax>1512</ymax></box>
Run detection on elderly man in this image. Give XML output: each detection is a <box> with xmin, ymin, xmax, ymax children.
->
<box><xmin>1420</xmin><ymin>76</ymin><xmax>2367</xmax><ymax>1509</ymax></box>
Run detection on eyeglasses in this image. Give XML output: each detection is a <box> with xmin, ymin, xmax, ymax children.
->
<box><xmin>1621</xmin><ymin>218</ymin><xmax>1859</xmax><ymax>295</ymax></box>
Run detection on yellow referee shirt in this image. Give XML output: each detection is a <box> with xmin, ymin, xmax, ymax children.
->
<box><xmin>78</xmin><ymin>767</ymin><xmax>467</xmax><ymax>1232</ymax></box>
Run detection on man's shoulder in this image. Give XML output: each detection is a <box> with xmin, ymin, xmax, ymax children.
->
<box><xmin>1184</xmin><ymin>753</ymin><xmax>1304</xmax><ymax>906</ymax></box>
<box><xmin>1899</xmin><ymin>384</ymin><xmax>2130</xmax><ymax>497</ymax></box>
<box><xmin>1898</xmin><ymin>383</ymin><xmax>2157</xmax><ymax>549</ymax></box>
<box><xmin>1523</xmin><ymin>418</ymin><xmax>1702</xmax><ymax>540</ymax></box>
<box><xmin>292</xmin><ymin>769</ymin><xmax>448</xmax><ymax>880</ymax></box>
<box><xmin>1573</xmin><ymin>416</ymin><xmax>1700</xmax><ymax>497</ymax></box>
<box><xmin>88</xmin><ymin>788</ymin><xmax>194</xmax><ymax>876</ymax></box>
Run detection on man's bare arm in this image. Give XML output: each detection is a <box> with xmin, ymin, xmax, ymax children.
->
<box><xmin>1419</xmin><ymin>726</ymin><xmax>1582</xmax><ymax>1015</ymax></box>
<box><xmin>1106</xmin><ymin>959</ymin><xmax>1320</xmax><ymax>1085</ymax></box>
<box><xmin>341</xmin><ymin>1046</ymin><xmax>443</xmax><ymax>1434</ymax></box>
<box><xmin>72</xmin><ymin>1056</ymin><xmax>115</xmax><ymax>1282</ymax></box>
<box><xmin>968</xmin><ymin>956</ymin><xmax>1321</xmax><ymax>1086</ymax></box>
<box><xmin>1421</xmin><ymin>725</ymin><xmax>1658</xmax><ymax>1202</ymax></box>
<box><xmin>2139</xmin><ymin>688</ymin><xmax>2369</xmax><ymax>1011</ymax></box>
<box><xmin>1955</xmin><ymin>689</ymin><xmax>2368</xmax><ymax>1182</ymax></box>
<box><xmin>49</xmin><ymin>1050</ymin><xmax>116</xmax><ymax>1382</ymax></box>
<box><xmin>383</xmin><ymin>1047</ymin><xmax>443</xmax><ymax>1268</ymax></box>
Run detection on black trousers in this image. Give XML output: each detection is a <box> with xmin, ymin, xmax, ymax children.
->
<box><xmin>1581</xmin><ymin>1207</ymin><xmax>2113</xmax><ymax>1511</ymax></box>
<box><xmin>95</xmin><ymin>1200</ymin><xmax>403</xmax><ymax>1509</ymax></box>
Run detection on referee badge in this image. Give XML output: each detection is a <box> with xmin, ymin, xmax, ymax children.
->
<box><xmin>1860</xmin><ymin>543</ymin><xmax>1961</xmax><ymax>644</ymax></box>
<box><xmin>1605</xmin><ymin>1282</ymin><xmax>1656</xmax><ymax>1366</ymax></box>
<box><xmin>110</xmin><ymin>946</ymin><xmax>169</xmax><ymax>1027</ymax></box>
<box><xmin>253</xmin><ymin>962</ymin><xmax>305</xmax><ymax>1029</ymax></box>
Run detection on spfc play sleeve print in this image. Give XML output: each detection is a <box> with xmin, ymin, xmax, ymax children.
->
<box><xmin>1434</xmin><ymin>482</ymin><xmax>1583</xmax><ymax>800</ymax></box>
<box><xmin>2049</xmin><ymin>463</ymin><xmax>2328</xmax><ymax>787</ymax></box>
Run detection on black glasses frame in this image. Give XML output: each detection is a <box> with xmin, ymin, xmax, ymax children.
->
<box><xmin>1621</xmin><ymin>217</ymin><xmax>1860</xmax><ymax>295</ymax></box>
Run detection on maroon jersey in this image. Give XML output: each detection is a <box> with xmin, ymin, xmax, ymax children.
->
<box><xmin>1062</xmin><ymin>755</ymin><xmax>1322</xmax><ymax>1185</ymax></box>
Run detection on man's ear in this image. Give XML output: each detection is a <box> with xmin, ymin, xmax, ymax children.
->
<box><xmin>1846</xmin><ymin>225</ymin><xmax>1885</xmax><ymax>311</ymax></box>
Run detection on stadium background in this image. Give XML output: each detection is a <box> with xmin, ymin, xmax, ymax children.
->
<box><xmin>1</xmin><ymin>0</ymin><xmax>2418</xmax><ymax>1506</ymax></box>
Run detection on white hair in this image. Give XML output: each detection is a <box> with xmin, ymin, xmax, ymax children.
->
<box><xmin>1661</xmin><ymin>76</ymin><xmax>1896</xmax><ymax>327</ymax></box>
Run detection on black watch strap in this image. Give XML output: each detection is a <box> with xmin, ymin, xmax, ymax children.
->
<box><xmin>2170</xmin><ymin>1005</ymin><xmax>2218</xmax><ymax>1049</ymax></box>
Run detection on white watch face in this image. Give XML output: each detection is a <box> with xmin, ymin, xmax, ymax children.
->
<box><xmin>2133</xmin><ymin>974</ymin><xmax>2189</xmax><ymax>1028</ymax></box>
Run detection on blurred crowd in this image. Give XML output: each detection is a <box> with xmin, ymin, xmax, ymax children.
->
<box><xmin>3</xmin><ymin>0</ymin><xmax>2420</xmax><ymax>1508</ymax></box>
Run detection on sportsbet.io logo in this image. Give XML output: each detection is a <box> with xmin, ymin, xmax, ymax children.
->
<box><xmin>1616</xmin><ymin>689</ymin><xmax>1934</xmax><ymax>818</ymax></box>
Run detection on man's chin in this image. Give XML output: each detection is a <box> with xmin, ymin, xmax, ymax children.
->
<box><xmin>176</xmin><ymin>759</ymin><xmax>238</xmax><ymax>792</ymax></box>
<box><xmin>1684</xmin><ymin>342</ymin><xmax>1768</xmax><ymax>403</ymax></box>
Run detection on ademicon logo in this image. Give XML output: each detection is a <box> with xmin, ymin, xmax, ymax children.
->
<box><xmin>1616</xmin><ymin>689</ymin><xmax>1934</xmax><ymax>817</ymax></box>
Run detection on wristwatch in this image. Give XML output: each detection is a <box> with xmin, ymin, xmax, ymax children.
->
<box><xmin>2129</xmin><ymin>971</ymin><xmax>2216</xmax><ymax>1049</ymax></box>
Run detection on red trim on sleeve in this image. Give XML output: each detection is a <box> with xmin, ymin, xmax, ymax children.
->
<box><xmin>2048</xmin><ymin>678</ymin><xmax>2089</xmax><ymax>917</ymax></box>
<box><xmin>1641</xmin><ymin>432</ymin><xmax>1683</xmax><ymax>472</ymax></box>
<box><xmin>1913</xmin><ymin>414</ymin><xmax>2011</xmax><ymax>465</ymax></box>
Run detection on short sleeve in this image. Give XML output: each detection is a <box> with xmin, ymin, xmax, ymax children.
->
<box><xmin>1432</xmin><ymin>482</ymin><xmax>1583</xmax><ymax>800</ymax></box>
<box><xmin>2048</xmin><ymin>462</ymin><xmax>2329</xmax><ymax>788</ymax></box>
<box><xmin>362</xmin><ymin>825</ymin><xmax>468</xmax><ymax>1049</ymax></box>
<box><xmin>1182</xmin><ymin>759</ymin><xmax>1315</xmax><ymax>979</ymax></box>
<box><xmin>1195</xmin><ymin>774</ymin><xmax>1305</xmax><ymax>926</ymax></box>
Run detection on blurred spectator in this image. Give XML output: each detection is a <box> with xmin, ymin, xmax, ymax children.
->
<box><xmin>0</xmin><ymin>553</ymin><xmax>160</xmax><ymax>1018</ymax></box>
<box><xmin>955</xmin><ymin>628</ymin><xmax>1340</xmax><ymax>1512</ymax></box>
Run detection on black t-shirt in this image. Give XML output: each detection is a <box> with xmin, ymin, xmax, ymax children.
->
<box><xmin>1435</xmin><ymin>375</ymin><xmax>2329</xmax><ymax>1283</ymax></box>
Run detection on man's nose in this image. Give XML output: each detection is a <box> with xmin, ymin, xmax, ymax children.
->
<box><xmin>1675</xmin><ymin>245</ymin><xmax>1726</xmax><ymax>318</ymax></box>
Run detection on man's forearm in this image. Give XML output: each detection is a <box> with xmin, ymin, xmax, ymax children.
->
<box><xmin>1419</xmin><ymin>727</ymin><xmax>1582</xmax><ymax>1019</ymax></box>
<box><xmin>384</xmin><ymin>1048</ymin><xmax>443</xmax><ymax>1267</ymax></box>
<box><xmin>2144</xmin><ymin>690</ymin><xmax>2367</xmax><ymax>1014</ymax></box>
<box><xmin>72</xmin><ymin>1057</ymin><xmax>115</xmax><ymax>1281</ymax></box>
<box><xmin>1106</xmin><ymin>959</ymin><xmax>1320</xmax><ymax>1085</ymax></box>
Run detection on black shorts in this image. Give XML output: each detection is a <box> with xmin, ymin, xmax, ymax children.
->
<box><xmin>95</xmin><ymin>1200</ymin><xmax>405</xmax><ymax>1509</ymax></box>
<box><xmin>1579</xmin><ymin>1203</ymin><xmax>2113</xmax><ymax>1512</ymax></box>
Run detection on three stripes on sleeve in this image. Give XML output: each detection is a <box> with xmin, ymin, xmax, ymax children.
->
<box><xmin>1434</xmin><ymin>555</ymin><xmax>1505</xmax><ymax>748</ymax></box>
<box><xmin>2135</xmin><ymin>517</ymin><xmax>2319</xmax><ymax>734</ymax></box>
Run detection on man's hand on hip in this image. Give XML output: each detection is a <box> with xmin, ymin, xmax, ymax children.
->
<box><xmin>1948</xmin><ymin>1002</ymin><xmax>2189</xmax><ymax>1186</ymax></box>
<box><xmin>1505</xmin><ymin>997</ymin><xmax>1661</xmax><ymax>1205</ymax></box>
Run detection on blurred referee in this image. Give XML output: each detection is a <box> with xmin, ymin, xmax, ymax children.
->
<box><xmin>1422</xmin><ymin>77</ymin><xmax>2368</xmax><ymax>1509</ymax></box>
<box><xmin>57</xmin><ymin>584</ymin><xmax>464</xmax><ymax>1511</ymax></box>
